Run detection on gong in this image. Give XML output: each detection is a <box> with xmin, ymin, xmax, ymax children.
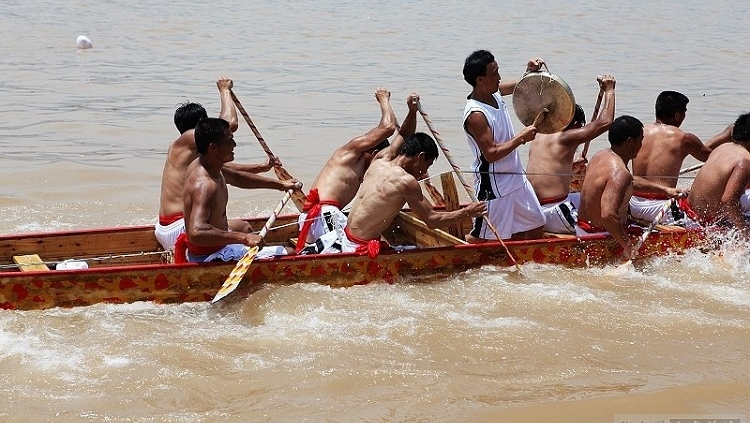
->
<box><xmin>512</xmin><ymin>71</ymin><xmax>576</xmax><ymax>134</ymax></box>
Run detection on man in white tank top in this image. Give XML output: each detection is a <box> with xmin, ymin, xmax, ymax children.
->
<box><xmin>461</xmin><ymin>49</ymin><xmax>546</xmax><ymax>242</ymax></box>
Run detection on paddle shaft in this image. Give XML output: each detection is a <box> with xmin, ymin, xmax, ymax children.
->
<box><xmin>212</xmin><ymin>189</ymin><xmax>295</xmax><ymax>303</ymax></box>
<box><xmin>255</xmin><ymin>190</ymin><xmax>294</xmax><ymax>239</ymax></box>
<box><xmin>230</xmin><ymin>89</ymin><xmax>307</xmax><ymax>211</ymax></box>
<box><xmin>679</xmin><ymin>163</ymin><xmax>704</xmax><ymax>175</ymax></box>
<box><xmin>581</xmin><ymin>87</ymin><xmax>604</xmax><ymax>159</ymax></box>
<box><xmin>632</xmin><ymin>197</ymin><xmax>675</xmax><ymax>257</ymax></box>
<box><xmin>416</xmin><ymin>101</ymin><xmax>521</xmax><ymax>270</ymax></box>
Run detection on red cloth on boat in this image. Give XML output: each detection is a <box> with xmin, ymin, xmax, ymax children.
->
<box><xmin>296</xmin><ymin>188</ymin><xmax>342</xmax><ymax>254</ymax></box>
<box><xmin>344</xmin><ymin>226</ymin><xmax>385</xmax><ymax>259</ymax></box>
<box><xmin>173</xmin><ymin>232</ymin><xmax>223</xmax><ymax>264</ymax></box>
<box><xmin>158</xmin><ymin>212</ymin><xmax>184</xmax><ymax>226</ymax></box>
<box><xmin>538</xmin><ymin>193</ymin><xmax>569</xmax><ymax>205</ymax></box>
<box><xmin>632</xmin><ymin>191</ymin><xmax>670</xmax><ymax>201</ymax></box>
<box><xmin>576</xmin><ymin>219</ymin><xmax>607</xmax><ymax>233</ymax></box>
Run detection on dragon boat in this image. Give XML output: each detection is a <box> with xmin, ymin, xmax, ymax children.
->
<box><xmin>0</xmin><ymin>207</ymin><xmax>705</xmax><ymax>311</ymax></box>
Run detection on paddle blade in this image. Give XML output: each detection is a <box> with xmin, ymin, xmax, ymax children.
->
<box><xmin>212</xmin><ymin>246</ymin><xmax>260</xmax><ymax>304</ymax></box>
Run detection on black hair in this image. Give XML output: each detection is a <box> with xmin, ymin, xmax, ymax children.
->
<box><xmin>566</xmin><ymin>104</ymin><xmax>586</xmax><ymax>129</ymax></box>
<box><xmin>608</xmin><ymin>115</ymin><xmax>643</xmax><ymax>146</ymax></box>
<box><xmin>373</xmin><ymin>139</ymin><xmax>390</xmax><ymax>152</ymax></box>
<box><xmin>732</xmin><ymin>112</ymin><xmax>750</xmax><ymax>142</ymax></box>
<box><xmin>174</xmin><ymin>101</ymin><xmax>208</xmax><ymax>134</ymax></box>
<box><xmin>655</xmin><ymin>91</ymin><xmax>689</xmax><ymax>120</ymax></box>
<box><xmin>194</xmin><ymin>118</ymin><xmax>230</xmax><ymax>154</ymax></box>
<box><xmin>463</xmin><ymin>49</ymin><xmax>495</xmax><ymax>87</ymax></box>
<box><xmin>399</xmin><ymin>132</ymin><xmax>439</xmax><ymax>161</ymax></box>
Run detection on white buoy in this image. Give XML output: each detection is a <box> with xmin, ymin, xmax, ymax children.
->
<box><xmin>76</xmin><ymin>35</ymin><xmax>93</xmax><ymax>49</ymax></box>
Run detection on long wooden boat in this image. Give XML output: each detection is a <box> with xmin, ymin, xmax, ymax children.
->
<box><xmin>0</xmin><ymin>209</ymin><xmax>705</xmax><ymax>311</ymax></box>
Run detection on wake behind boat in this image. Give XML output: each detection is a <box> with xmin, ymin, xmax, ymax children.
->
<box><xmin>0</xmin><ymin>206</ymin><xmax>705</xmax><ymax>311</ymax></box>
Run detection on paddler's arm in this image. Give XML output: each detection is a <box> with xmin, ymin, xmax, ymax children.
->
<box><xmin>632</xmin><ymin>176</ymin><xmax>685</xmax><ymax>198</ymax></box>
<box><xmin>706</xmin><ymin>123</ymin><xmax>734</xmax><ymax>150</ymax></box>
<box><xmin>344</xmin><ymin>87</ymin><xmax>396</xmax><ymax>156</ymax></box>
<box><xmin>222</xmin><ymin>168</ymin><xmax>299</xmax><ymax>192</ymax></box>
<box><xmin>560</xmin><ymin>76</ymin><xmax>617</xmax><ymax>147</ymax></box>
<box><xmin>185</xmin><ymin>177</ymin><xmax>261</xmax><ymax>248</ymax></box>
<box><xmin>216</xmin><ymin>77</ymin><xmax>239</xmax><ymax>133</ymax></box>
<box><xmin>379</xmin><ymin>93</ymin><xmax>419</xmax><ymax>160</ymax></box>
<box><xmin>223</xmin><ymin>155</ymin><xmax>281</xmax><ymax>174</ymax></box>
<box><xmin>601</xmin><ymin>173</ymin><xmax>634</xmax><ymax>261</ymax></box>
<box><xmin>405</xmin><ymin>176</ymin><xmax>487</xmax><ymax>228</ymax></box>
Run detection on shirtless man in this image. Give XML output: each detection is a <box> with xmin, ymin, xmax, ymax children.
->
<box><xmin>526</xmin><ymin>75</ymin><xmax>616</xmax><ymax>234</ymax></box>
<box><xmin>686</xmin><ymin>113</ymin><xmax>750</xmax><ymax>236</ymax></box>
<box><xmin>156</xmin><ymin>77</ymin><xmax>286</xmax><ymax>250</ymax></box>
<box><xmin>630</xmin><ymin>91</ymin><xmax>711</xmax><ymax>224</ymax></box>
<box><xmin>297</xmin><ymin>88</ymin><xmax>414</xmax><ymax>253</ymax></box>
<box><xmin>577</xmin><ymin>115</ymin><xmax>644</xmax><ymax>262</ymax></box>
<box><xmin>703</xmin><ymin>121</ymin><xmax>750</xmax><ymax>216</ymax></box>
<box><xmin>461</xmin><ymin>49</ymin><xmax>546</xmax><ymax>242</ymax></box>
<box><xmin>342</xmin><ymin>132</ymin><xmax>487</xmax><ymax>256</ymax></box>
<box><xmin>176</xmin><ymin>118</ymin><xmax>299</xmax><ymax>263</ymax></box>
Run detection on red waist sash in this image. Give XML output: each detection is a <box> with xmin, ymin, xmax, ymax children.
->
<box><xmin>344</xmin><ymin>226</ymin><xmax>383</xmax><ymax>259</ymax></box>
<box><xmin>633</xmin><ymin>191</ymin><xmax>669</xmax><ymax>201</ymax></box>
<box><xmin>678</xmin><ymin>197</ymin><xmax>703</xmax><ymax>222</ymax></box>
<box><xmin>577</xmin><ymin>219</ymin><xmax>607</xmax><ymax>233</ymax></box>
<box><xmin>296</xmin><ymin>188</ymin><xmax>342</xmax><ymax>253</ymax></box>
<box><xmin>539</xmin><ymin>193</ymin><xmax>569</xmax><ymax>205</ymax></box>
<box><xmin>173</xmin><ymin>232</ymin><xmax>223</xmax><ymax>264</ymax></box>
<box><xmin>159</xmin><ymin>212</ymin><xmax>184</xmax><ymax>226</ymax></box>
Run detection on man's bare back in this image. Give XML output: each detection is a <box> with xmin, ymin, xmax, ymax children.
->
<box><xmin>578</xmin><ymin>150</ymin><xmax>632</xmax><ymax>229</ymax></box>
<box><xmin>633</xmin><ymin>123</ymin><xmax>709</xmax><ymax>188</ymax></box>
<box><xmin>632</xmin><ymin>90</ymin><xmax>711</xmax><ymax>189</ymax></box>
<box><xmin>346</xmin><ymin>133</ymin><xmax>486</xmax><ymax>242</ymax></box>
<box><xmin>688</xmin><ymin>142</ymin><xmax>750</xmax><ymax>230</ymax></box>
<box><xmin>347</xmin><ymin>159</ymin><xmax>415</xmax><ymax>240</ymax></box>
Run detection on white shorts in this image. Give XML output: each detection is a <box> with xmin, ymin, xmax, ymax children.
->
<box><xmin>297</xmin><ymin>205</ymin><xmax>347</xmax><ymax>244</ymax></box>
<box><xmin>340</xmin><ymin>230</ymin><xmax>360</xmax><ymax>254</ymax></box>
<box><xmin>187</xmin><ymin>244</ymin><xmax>288</xmax><ymax>263</ymax></box>
<box><xmin>298</xmin><ymin>230</ymin><xmax>343</xmax><ymax>255</ymax></box>
<box><xmin>155</xmin><ymin>218</ymin><xmax>185</xmax><ymax>250</ymax></box>
<box><xmin>629</xmin><ymin>196</ymin><xmax>683</xmax><ymax>225</ymax></box>
<box><xmin>470</xmin><ymin>180</ymin><xmax>546</xmax><ymax>240</ymax></box>
<box><xmin>540</xmin><ymin>192</ymin><xmax>580</xmax><ymax>234</ymax></box>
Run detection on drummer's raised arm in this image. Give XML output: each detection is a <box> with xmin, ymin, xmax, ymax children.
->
<box><xmin>498</xmin><ymin>80</ymin><xmax>518</xmax><ymax>95</ymax></box>
<box><xmin>498</xmin><ymin>57</ymin><xmax>545</xmax><ymax>96</ymax></box>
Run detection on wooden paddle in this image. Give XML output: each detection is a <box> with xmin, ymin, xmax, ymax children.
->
<box><xmin>580</xmin><ymin>86</ymin><xmax>604</xmax><ymax>160</ymax></box>
<box><xmin>615</xmin><ymin>197</ymin><xmax>677</xmax><ymax>273</ymax></box>
<box><xmin>417</xmin><ymin>101</ymin><xmax>522</xmax><ymax>272</ymax></box>
<box><xmin>230</xmin><ymin>89</ymin><xmax>307</xmax><ymax>212</ymax></box>
<box><xmin>212</xmin><ymin>189</ymin><xmax>296</xmax><ymax>303</ymax></box>
<box><xmin>679</xmin><ymin>163</ymin><xmax>704</xmax><ymax>175</ymax></box>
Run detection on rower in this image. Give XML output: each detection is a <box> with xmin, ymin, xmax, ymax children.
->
<box><xmin>630</xmin><ymin>91</ymin><xmax>712</xmax><ymax>225</ymax></box>
<box><xmin>526</xmin><ymin>75</ymin><xmax>616</xmax><ymax>234</ymax></box>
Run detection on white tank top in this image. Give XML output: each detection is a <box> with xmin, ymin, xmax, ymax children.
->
<box><xmin>463</xmin><ymin>92</ymin><xmax>525</xmax><ymax>200</ymax></box>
